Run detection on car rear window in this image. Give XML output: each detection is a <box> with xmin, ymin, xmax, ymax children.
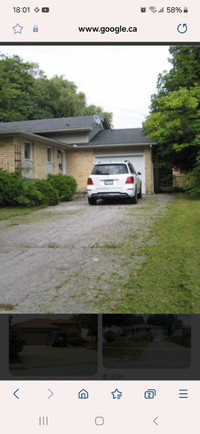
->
<box><xmin>92</xmin><ymin>164</ymin><xmax>128</xmax><ymax>175</ymax></box>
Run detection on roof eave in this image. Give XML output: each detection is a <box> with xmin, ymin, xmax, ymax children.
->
<box><xmin>74</xmin><ymin>142</ymin><xmax>157</xmax><ymax>149</ymax></box>
<box><xmin>0</xmin><ymin>131</ymin><xmax>72</xmax><ymax>149</ymax></box>
<box><xmin>37</xmin><ymin>127</ymin><xmax>92</xmax><ymax>134</ymax></box>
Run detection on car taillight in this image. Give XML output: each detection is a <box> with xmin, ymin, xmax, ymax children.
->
<box><xmin>126</xmin><ymin>176</ymin><xmax>134</xmax><ymax>184</ymax></box>
<box><xmin>87</xmin><ymin>177</ymin><xmax>93</xmax><ymax>185</ymax></box>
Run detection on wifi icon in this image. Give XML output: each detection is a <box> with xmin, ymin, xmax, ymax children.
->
<box><xmin>149</xmin><ymin>6</ymin><xmax>157</xmax><ymax>12</ymax></box>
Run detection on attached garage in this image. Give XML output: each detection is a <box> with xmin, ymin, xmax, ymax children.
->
<box><xmin>94</xmin><ymin>153</ymin><xmax>146</xmax><ymax>193</ymax></box>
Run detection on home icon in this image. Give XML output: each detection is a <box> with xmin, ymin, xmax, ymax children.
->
<box><xmin>78</xmin><ymin>389</ymin><xmax>89</xmax><ymax>399</ymax></box>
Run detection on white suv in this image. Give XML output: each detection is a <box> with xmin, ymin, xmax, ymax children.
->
<box><xmin>87</xmin><ymin>161</ymin><xmax>142</xmax><ymax>205</ymax></box>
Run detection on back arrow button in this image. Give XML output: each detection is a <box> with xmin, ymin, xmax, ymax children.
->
<box><xmin>13</xmin><ymin>388</ymin><xmax>20</xmax><ymax>399</ymax></box>
<box><xmin>153</xmin><ymin>416</ymin><xmax>159</xmax><ymax>426</ymax></box>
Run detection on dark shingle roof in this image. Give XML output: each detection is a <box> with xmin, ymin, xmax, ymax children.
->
<box><xmin>84</xmin><ymin>128</ymin><xmax>156</xmax><ymax>146</ymax></box>
<box><xmin>0</xmin><ymin>115</ymin><xmax>108</xmax><ymax>134</ymax></box>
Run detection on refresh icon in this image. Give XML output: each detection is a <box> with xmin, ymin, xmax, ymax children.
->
<box><xmin>177</xmin><ymin>23</ymin><xmax>188</xmax><ymax>34</ymax></box>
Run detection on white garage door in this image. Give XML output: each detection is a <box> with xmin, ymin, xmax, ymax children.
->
<box><xmin>94</xmin><ymin>154</ymin><xmax>146</xmax><ymax>193</ymax></box>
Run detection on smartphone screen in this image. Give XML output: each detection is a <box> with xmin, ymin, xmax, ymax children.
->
<box><xmin>0</xmin><ymin>1</ymin><xmax>199</xmax><ymax>432</ymax></box>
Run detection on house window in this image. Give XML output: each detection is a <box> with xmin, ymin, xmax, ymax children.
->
<box><xmin>47</xmin><ymin>147</ymin><xmax>53</xmax><ymax>163</ymax></box>
<box><xmin>24</xmin><ymin>142</ymin><xmax>32</xmax><ymax>160</ymax></box>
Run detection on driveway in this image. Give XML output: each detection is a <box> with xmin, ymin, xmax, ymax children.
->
<box><xmin>103</xmin><ymin>341</ymin><xmax>191</xmax><ymax>369</ymax></box>
<box><xmin>10</xmin><ymin>345</ymin><xmax>97</xmax><ymax>376</ymax></box>
<box><xmin>0</xmin><ymin>195</ymin><xmax>174</xmax><ymax>313</ymax></box>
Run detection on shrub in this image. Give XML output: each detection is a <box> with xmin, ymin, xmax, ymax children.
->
<box><xmin>15</xmin><ymin>178</ymin><xmax>44</xmax><ymax>207</ymax></box>
<box><xmin>0</xmin><ymin>170</ymin><xmax>21</xmax><ymax>206</ymax></box>
<box><xmin>184</xmin><ymin>150</ymin><xmax>200</xmax><ymax>196</ymax></box>
<box><xmin>0</xmin><ymin>170</ymin><xmax>76</xmax><ymax>208</ymax></box>
<box><xmin>47</xmin><ymin>174</ymin><xmax>77</xmax><ymax>201</ymax></box>
<box><xmin>0</xmin><ymin>170</ymin><xmax>44</xmax><ymax>207</ymax></box>
<box><xmin>34</xmin><ymin>180</ymin><xmax>59</xmax><ymax>206</ymax></box>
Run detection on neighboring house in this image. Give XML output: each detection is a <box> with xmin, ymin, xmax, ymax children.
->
<box><xmin>127</xmin><ymin>324</ymin><xmax>165</xmax><ymax>341</ymax></box>
<box><xmin>14</xmin><ymin>318</ymin><xmax>82</xmax><ymax>345</ymax></box>
<box><xmin>0</xmin><ymin>115</ymin><xmax>157</xmax><ymax>194</ymax></box>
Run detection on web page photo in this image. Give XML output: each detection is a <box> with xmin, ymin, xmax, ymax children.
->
<box><xmin>0</xmin><ymin>44</ymin><xmax>199</xmax><ymax>314</ymax></box>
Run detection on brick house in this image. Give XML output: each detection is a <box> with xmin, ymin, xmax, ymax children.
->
<box><xmin>0</xmin><ymin>115</ymin><xmax>156</xmax><ymax>194</ymax></box>
<box><xmin>13</xmin><ymin>317</ymin><xmax>92</xmax><ymax>345</ymax></box>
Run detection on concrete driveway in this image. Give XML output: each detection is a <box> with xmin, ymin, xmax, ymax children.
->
<box><xmin>103</xmin><ymin>341</ymin><xmax>191</xmax><ymax>369</ymax></box>
<box><xmin>10</xmin><ymin>345</ymin><xmax>97</xmax><ymax>376</ymax></box>
<box><xmin>0</xmin><ymin>195</ymin><xmax>174</xmax><ymax>313</ymax></box>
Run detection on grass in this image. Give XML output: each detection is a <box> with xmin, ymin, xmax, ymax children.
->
<box><xmin>107</xmin><ymin>195</ymin><xmax>200</xmax><ymax>313</ymax></box>
<box><xmin>48</xmin><ymin>243</ymin><xmax>59</xmax><ymax>249</ymax></box>
<box><xmin>103</xmin><ymin>340</ymin><xmax>149</xmax><ymax>359</ymax></box>
<box><xmin>0</xmin><ymin>206</ymin><xmax>45</xmax><ymax>222</ymax></box>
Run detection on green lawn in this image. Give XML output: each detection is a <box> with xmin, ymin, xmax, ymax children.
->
<box><xmin>103</xmin><ymin>340</ymin><xmax>149</xmax><ymax>359</ymax></box>
<box><xmin>114</xmin><ymin>195</ymin><xmax>200</xmax><ymax>313</ymax></box>
<box><xmin>0</xmin><ymin>206</ymin><xmax>45</xmax><ymax>222</ymax></box>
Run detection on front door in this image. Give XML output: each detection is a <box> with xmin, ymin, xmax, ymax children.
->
<box><xmin>61</xmin><ymin>151</ymin><xmax>66</xmax><ymax>175</ymax></box>
<box><xmin>24</xmin><ymin>142</ymin><xmax>33</xmax><ymax>178</ymax></box>
<box><xmin>47</xmin><ymin>147</ymin><xmax>54</xmax><ymax>174</ymax></box>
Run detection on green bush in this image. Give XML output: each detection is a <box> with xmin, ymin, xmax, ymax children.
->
<box><xmin>184</xmin><ymin>151</ymin><xmax>200</xmax><ymax>196</ymax></box>
<box><xmin>0</xmin><ymin>170</ymin><xmax>43</xmax><ymax>207</ymax></box>
<box><xmin>34</xmin><ymin>180</ymin><xmax>59</xmax><ymax>206</ymax></box>
<box><xmin>15</xmin><ymin>179</ymin><xmax>44</xmax><ymax>207</ymax></box>
<box><xmin>0</xmin><ymin>170</ymin><xmax>20</xmax><ymax>206</ymax></box>
<box><xmin>47</xmin><ymin>174</ymin><xmax>77</xmax><ymax>201</ymax></box>
<box><xmin>0</xmin><ymin>170</ymin><xmax>77</xmax><ymax>208</ymax></box>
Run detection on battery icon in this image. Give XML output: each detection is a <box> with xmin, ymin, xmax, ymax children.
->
<box><xmin>42</xmin><ymin>7</ymin><xmax>50</xmax><ymax>12</ymax></box>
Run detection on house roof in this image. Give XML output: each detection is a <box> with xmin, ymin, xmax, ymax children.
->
<box><xmin>0</xmin><ymin>117</ymin><xmax>156</xmax><ymax>148</ymax></box>
<box><xmin>77</xmin><ymin>129</ymin><xmax>156</xmax><ymax>147</ymax></box>
<box><xmin>128</xmin><ymin>324</ymin><xmax>165</xmax><ymax>330</ymax></box>
<box><xmin>15</xmin><ymin>318</ymin><xmax>75</xmax><ymax>329</ymax></box>
<box><xmin>0</xmin><ymin>115</ymin><xmax>109</xmax><ymax>134</ymax></box>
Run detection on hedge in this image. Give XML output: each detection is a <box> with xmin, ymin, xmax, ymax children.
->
<box><xmin>47</xmin><ymin>174</ymin><xmax>77</xmax><ymax>201</ymax></box>
<box><xmin>0</xmin><ymin>170</ymin><xmax>77</xmax><ymax>207</ymax></box>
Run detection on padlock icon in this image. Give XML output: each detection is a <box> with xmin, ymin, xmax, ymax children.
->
<box><xmin>33</xmin><ymin>25</ymin><xmax>39</xmax><ymax>32</ymax></box>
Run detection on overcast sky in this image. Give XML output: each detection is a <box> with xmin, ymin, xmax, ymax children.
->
<box><xmin>1</xmin><ymin>46</ymin><xmax>171</xmax><ymax>128</ymax></box>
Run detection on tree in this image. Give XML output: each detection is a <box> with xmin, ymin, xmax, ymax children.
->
<box><xmin>144</xmin><ymin>86</ymin><xmax>200</xmax><ymax>172</ymax></box>
<box><xmin>0</xmin><ymin>54</ymin><xmax>112</xmax><ymax>123</ymax></box>
<box><xmin>156</xmin><ymin>46</ymin><xmax>200</xmax><ymax>94</ymax></box>
<box><xmin>143</xmin><ymin>46</ymin><xmax>200</xmax><ymax>190</ymax></box>
<box><xmin>147</xmin><ymin>314</ymin><xmax>183</xmax><ymax>336</ymax></box>
<box><xmin>103</xmin><ymin>314</ymin><xmax>145</xmax><ymax>328</ymax></box>
<box><xmin>73</xmin><ymin>314</ymin><xmax>97</xmax><ymax>336</ymax></box>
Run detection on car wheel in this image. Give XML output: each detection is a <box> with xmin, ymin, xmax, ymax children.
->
<box><xmin>88</xmin><ymin>197</ymin><xmax>97</xmax><ymax>205</ymax></box>
<box><xmin>130</xmin><ymin>187</ymin><xmax>138</xmax><ymax>204</ymax></box>
<box><xmin>138</xmin><ymin>183</ymin><xmax>142</xmax><ymax>199</ymax></box>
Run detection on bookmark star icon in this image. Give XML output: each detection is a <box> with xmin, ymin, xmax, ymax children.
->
<box><xmin>111</xmin><ymin>389</ymin><xmax>122</xmax><ymax>399</ymax></box>
<box><xmin>12</xmin><ymin>23</ymin><xmax>23</xmax><ymax>34</ymax></box>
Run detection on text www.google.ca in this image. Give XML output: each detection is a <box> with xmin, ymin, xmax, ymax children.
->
<box><xmin>78</xmin><ymin>25</ymin><xmax>137</xmax><ymax>34</ymax></box>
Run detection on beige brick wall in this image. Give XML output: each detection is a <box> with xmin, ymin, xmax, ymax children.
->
<box><xmin>0</xmin><ymin>137</ymin><xmax>15</xmax><ymax>172</ymax></box>
<box><xmin>145</xmin><ymin>146</ymin><xmax>153</xmax><ymax>194</ymax></box>
<box><xmin>33</xmin><ymin>142</ymin><xmax>47</xmax><ymax>178</ymax></box>
<box><xmin>66</xmin><ymin>149</ymin><xmax>94</xmax><ymax>189</ymax></box>
<box><xmin>33</xmin><ymin>143</ymin><xmax>64</xmax><ymax>178</ymax></box>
